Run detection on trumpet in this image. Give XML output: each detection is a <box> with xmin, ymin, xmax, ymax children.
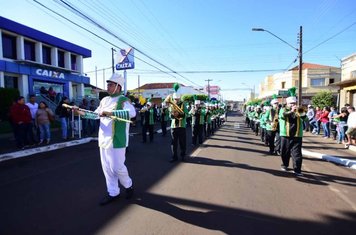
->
<box><xmin>62</xmin><ymin>103</ymin><xmax>132</xmax><ymax>123</ymax></box>
<box><xmin>164</xmin><ymin>95</ymin><xmax>184</xmax><ymax>115</ymax></box>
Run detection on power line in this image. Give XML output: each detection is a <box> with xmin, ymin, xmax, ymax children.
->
<box><xmin>53</xmin><ymin>0</ymin><xmax>201</xmax><ymax>87</ymax></box>
<box><xmin>304</xmin><ymin>21</ymin><xmax>356</xmax><ymax>55</ymax></box>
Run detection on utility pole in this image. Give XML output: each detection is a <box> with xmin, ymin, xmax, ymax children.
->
<box><xmin>111</xmin><ymin>48</ymin><xmax>116</xmax><ymax>74</ymax></box>
<box><xmin>298</xmin><ymin>26</ymin><xmax>303</xmax><ymax>106</ymax></box>
<box><xmin>205</xmin><ymin>79</ymin><xmax>213</xmax><ymax>99</ymax></box>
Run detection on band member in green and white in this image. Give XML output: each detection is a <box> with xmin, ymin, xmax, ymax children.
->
<box><xmin>169</xmin><ymin>83</ymin><xmax>188</xmax><ymax>162</ymax></box>
<box><xmin>279</xmin><ymin>87</ymin><xmax>307</xmax><ymax>176</ymax></box>
<box><xmin>74</xmin><ymin>73</ymin><xmax>135</xmax><ymax>205</ymax></box>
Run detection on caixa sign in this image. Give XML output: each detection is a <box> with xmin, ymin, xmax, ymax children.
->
<box><xmin>36</xmin><ymin>69</ymin><xmax>65</xmax><ymax>79</ymax></box>
<box><xmin>116</xmin><ymin>62</ymin><xmax>135</xmax><ymax>70</ymax></box>
<box><xmin>116</xmin><ymin>48</ymin><xmax>135</xmax><ymax>71</ymax></box>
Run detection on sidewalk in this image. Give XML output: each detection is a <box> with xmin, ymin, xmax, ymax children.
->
<box><xmin>302</xmin><ymin>131</ymin><xmax>356</xmax><ymax>170</ymax></box>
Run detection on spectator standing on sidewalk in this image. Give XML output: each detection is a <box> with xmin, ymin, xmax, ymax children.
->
<box><xmin>56</xmin><ymin>97</ymin><xmax>71</xmax><ymax>140</ymax></box>
<box><xmin>345</xmin><ymin>106</ymin><xmax>356</xmax><ymax>148</ymax></box>
<box><xmin>332</xmin><ymin>107</ymin><xmax>348</xmax><ymax>144</ymax></box>
<box><xmin>36</xmin><ymin>101</ymin><xmax>54</xmax><ymax>144</ymax></box>
<box><xmin>10</xmin><ymin>96</ymin><xmax>33</xmax><ymax>149</ymax></box>
<box><xmin>26</xmin><ymin>94</ymin><xmax>39</xmax><ymax>144</ymax></box>
<box><xmin>320</xmin><ymin>106</ymin><xmax>330</xmax><ymax>138</ymax></box>
<box><xmin>79</xmin><ymin>98</ymin><xmax>89</xmax><ymax>137</ymax></box>
<box><xmin>306</xmin><ymin>105</ymin><xmax>315</xmax><ymax>132</ymax></box>
<box><xmin>311</xmin><ymin>106</ymin><xmax>322</xmax><ymax>135</ymax></box>
<box><xmin>279</xmin><ymin>87</ymin><xmax>307</xmax><ymax>176</ymax></box>
<box><xmin>328</xmin><ymin>106</ymin><xmax>339</xmax><ymax>140</ymax></box>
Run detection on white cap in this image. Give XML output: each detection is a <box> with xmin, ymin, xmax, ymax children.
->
<box><xmin>270</xmin><ymin>99</ymin><xmax>279</xmax><ymax>105</ymax></box>
<box><xmin>107</xmin><ymin>73</ymin><xmax>124</xmax><ymax>87</ymax></box>
<box><xmin>172</xmin><ymin>92</ymin><xmax>181</xmax><ymax>99</ymax></box>
<box><xmin>147</xmin><ymin>102</ymin><xmax>152</xmax><ymax>106</ymax></box>
<box><xmin>286</xmin><ymin>96</ymin><xmax>297</xmax><ymax>104</ymax></box>
<box><xmin>308</xmin><ymin>104</ymin><xmax>312</xmax><ymax>108</ymax></box>
<box><xmin>194</xmin><ymin>100</ymin><xmax>200</xmax><ymax>105</ymax></box>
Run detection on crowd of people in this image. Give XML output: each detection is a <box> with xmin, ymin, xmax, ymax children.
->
<box><xmin>137</xmin><ymin>95</ymin><xmax>227</xmax><ymax>152</ymax></box>
<box><xmin>7</xmin><ymin>94</ymin><xmax>99</xmax><ymax>149</ymax></box>
<box><xmin>244</xmin><ymin>88</ymin><xmax>356</xmax><ymax>176</ymax></box>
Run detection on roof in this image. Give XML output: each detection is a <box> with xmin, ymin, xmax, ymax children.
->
<box><xmin>137</xmin><ymin>83</ymin><xmax>185</xmax><ymax>90</ymax></box>
<box><xmin>290</xmin><ymin>63</ymin><xmax>338</xmax><ymax>71</ymax></box>
<box><xmin>0</xmin><ymin>16</ymin><xmax>91</xmax><ymax>58</ymax></box>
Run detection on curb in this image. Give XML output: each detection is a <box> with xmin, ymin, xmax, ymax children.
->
<box><xmin>0</xmin><ymin>137</ymin><xmax>97</xmax><ymax>163</ymax></box>
<box><xmin>302</xmin><ymin>149</ymin><xmax>356</xmax><ymax>170</ymax></box>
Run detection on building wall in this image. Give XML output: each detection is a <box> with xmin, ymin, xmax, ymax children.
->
<box><xmin>258</xmin><ymin>65</ymin><xmax>341</xmax><ymax>105</ymax></box>
<box><xmin>0</xmin><ymin>18</ymin><xmax>91</xmax><ymax>102</ymax></box>
<box><xmin>340</xmin><ymin>53</ymin><xmax>356</xmax><ymax>107</ymax></box>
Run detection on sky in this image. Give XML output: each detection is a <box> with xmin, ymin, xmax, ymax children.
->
<box><xmin>1</xmin><ymin>0</ymin><xmax>355</xmax><ymax>101</ymax></box>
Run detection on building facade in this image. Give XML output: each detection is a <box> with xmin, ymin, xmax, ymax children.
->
<box><xmin>0</xmin><ymin>17</ymin><xmax>91</xmax><ymax>101</ymax></box>
<box><xmin>259</xmin><ymin>63</ymin><xmax>341</xmax><ymax>105</ymax></box>
<box><xmin>331</xmin><ymin>53</ymin><xmax>356</xmax><ymax>107</ymax></box>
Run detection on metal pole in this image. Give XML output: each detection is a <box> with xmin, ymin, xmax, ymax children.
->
<box><xmin>124</xmin><ymin>70</ymin><xmax>127</xmax><ymax>95</ymax></box>
<box><xmin>298</xmin><ymin>26</ymin><xmax>303</xmax><ymax>106</ymax></box>
<box><xmin>205</xmin><ymin>79</ymin><xmax>212</xmax><ymax>99</ymax></box>
<box><xmin>111</xmin><ymin>48</ymin><xmax>115</xmax><ymax>74</ymax></box>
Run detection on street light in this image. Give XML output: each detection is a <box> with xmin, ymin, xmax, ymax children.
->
<box><xmin>252</xmin><ymin>27</ymin><xmax>303</xmax><ymax>105</ymax></box>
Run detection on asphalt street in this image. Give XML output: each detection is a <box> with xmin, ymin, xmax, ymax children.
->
<box><xmin>0</xmin><ymin>112</ymin><xmax>355</xmax><ymax>235</ymax></box>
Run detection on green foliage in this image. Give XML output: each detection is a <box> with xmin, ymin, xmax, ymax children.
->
<box><xmin>311</xmin><ymin>91</ymin><xmax>335</xmax><ymax>108</ymax></box>
<box><xmin>0</xmin><ymin>88</ymin><xmax>20</xmax><ymax>121</ymax></box>
<box><xmin>181</xmin><ymin>94</ymin><xmax>208</xmax><ymax>102</ymax></box>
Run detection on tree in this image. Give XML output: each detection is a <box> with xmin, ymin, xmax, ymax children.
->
<box><xmin>311</xmin><ymin>91</ymin><xmax>335</xmax><ymax>108</ymax></box>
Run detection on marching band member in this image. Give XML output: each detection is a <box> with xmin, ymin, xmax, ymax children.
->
<box><xmin>74</xmin><ymin>73</ymin><xmax>135</xmax><ymax>205</ymax></box>
<box><xmin>160</xmin><ymin>102</ymin><xmax>170</xmax><ymax>136</ymax></box>
<box><xmin>190</xmin><ymin>97</ymin><xmax>205</xmax><ymax>146</ymax></box>
<box><xmin>141</xmin><ymin>101</ymin><xmax>156</xmax><ymax>143</ymax></box>
<box><xmin>279</xmin><ymin>87</ymin><xmax>307</xmax><ymax>176</ymax></box>
<box><xmin>169</xmin><ymin>83</ymin><xmax>188</xmax><ymax>162</ymax></box>
<box><xmin>265</xmin><ymin>95</ymin><xmax>279</xmax><ymax>155</ymax></box>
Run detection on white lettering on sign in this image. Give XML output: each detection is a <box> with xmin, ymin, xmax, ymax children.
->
<box><xmin>36</xmin><ymin>69</ymin><xmax>65</xmax><ymax>79</ymax></box>
<box><xmin>116</xmin><ymin>62</ymin><xmax>134</xmax><ymax>70</ymax></box>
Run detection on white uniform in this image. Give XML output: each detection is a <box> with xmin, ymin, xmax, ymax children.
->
<box><xmin>95</xmin><ymin>96</ymin><xmax>136</xmax><ymax>197</ymax></box>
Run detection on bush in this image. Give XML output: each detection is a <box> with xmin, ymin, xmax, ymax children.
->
<box><xmin>311</xmin><ymin>91</ymin><xmax>335</xmax><ymax>108</ymax></box>
<box><xmin>0</xmin><ymin>88</ymin><xmax>20</xmax><ymax>121</ymax></box>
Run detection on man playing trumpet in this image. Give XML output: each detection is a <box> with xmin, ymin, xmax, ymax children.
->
<box><xmin>279</xmin><ymin>87</ymin><xmax>307</xmax><ymax>176</ymax></box>
<box><xmin>72</xmin><ymin>73</ymin><xmax>136</xmax><ymax>205</ymax></box>
<box><xmin>168</xmin><ymin>83</ymin><xmax>188</xmax><ymax>162</ymax></box>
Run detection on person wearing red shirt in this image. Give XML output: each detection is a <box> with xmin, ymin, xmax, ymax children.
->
<box><xmin>10</xmin><ymin>96</ymin><xmax>33</xmax><ymax>149</ymax></box>
<box><xmin>320</xmin><ymin>106</ymin><xmax>330</xmax><ymax>138</ymax></box>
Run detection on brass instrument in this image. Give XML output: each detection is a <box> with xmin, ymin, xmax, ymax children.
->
<box><xmin>164</xmin><ymin>95</ymin><xmax>184</xmax><ymax>115</ymax></box>
<box><xmin>271</xmin><ymin>108</ymin><xmax>279</xmax><ymax>131</ymax></box>
<box><xmin>295</xmin><ymin>106</ymin><xmax>306</xmax><ymax>117</ymax></box>
<box><xmin>62</xmin><ymin>103</ymin><xmax>132</xmax><ymax>123</ymax></box>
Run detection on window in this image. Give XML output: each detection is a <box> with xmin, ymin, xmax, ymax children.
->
<box><xmin>294</xmin><ymin>80</ymin><xmax>299</xmax><ymax>87</ymax></box>
<box><xmin>71</xmin><ymin>54</ymin><xmax>77</xmax><ymax>70</ymax></box>
<box><xmin>2</xmin><ymin>33</ymin><xmax>17</xmax><ymax>59</ymax></box>
<box><xmin>24</xmin><ymin>40</ymin><xmax>35</xmax><ymax>61</ymax></box>
<box><xmin>4</xmin><ymin>75</ymin><xmax>18</xmax><ymax>89</ymax></box>
<box><xmin>281</xmin><ymin>82</ymin><xmax>286</xmax><ymax>89</ymax></box>
<box><xmin>42</xmin><ymin>45</ymin><xmax>51</xmax><ymax>65</ymax></box>
<box><xmin>311</xmin><ymin>78</ymin><xmax>325</xmax><ymax>87</ymax></box>
<box><xmin>58</xmin><ymin>50</ymin><xmax>64</xmax><ymax>68</ymax></box>
<box><xmin>329</xmin><ymin>78</ymin><xmax>334</xmax><ymax>84</ymax></box>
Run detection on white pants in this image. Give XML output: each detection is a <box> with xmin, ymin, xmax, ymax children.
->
<box><xmin>99</xmin><ymin>147</ymin><xmax>132</xmax><ymax>197</ymax></box>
